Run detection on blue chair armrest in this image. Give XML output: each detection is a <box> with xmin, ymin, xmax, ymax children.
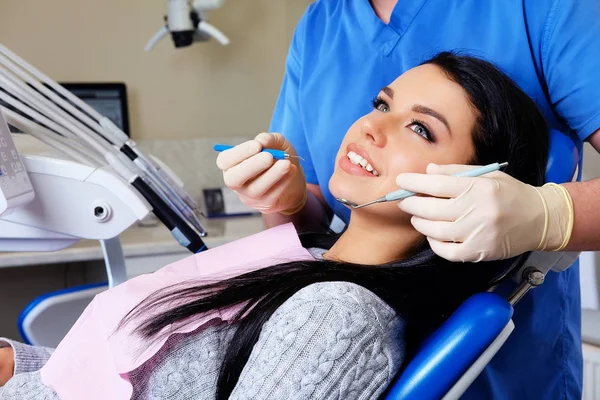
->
<box><xmin>19</xmin><ymin>282</ymin><xmax>108</xmax><ymax>347</ymax></box>
<box><xmin>546</xmin><ymin>129</ymin><xmax>578</xmax><ymax>183</ymax></box>
<box><xmin>385</xmin><ymin>292</ymin><xmax>513</xmax><ymax>400</ymax></box>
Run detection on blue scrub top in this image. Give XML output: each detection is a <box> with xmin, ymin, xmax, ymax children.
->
<box><xmin>270</xmin><ymin>0</ymin><xmax>600</xmax><ymax>398</ymax></box>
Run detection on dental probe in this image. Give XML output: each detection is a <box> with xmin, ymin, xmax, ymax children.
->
<box><xmin>337</xmin><ymin>162</ymin><xmax>508</xmax><ymax>209</ymax></box>
<box><xmin>213</xmin><ymin>144</ymin><xmax>305</xmax><ymax>161</ymax></box>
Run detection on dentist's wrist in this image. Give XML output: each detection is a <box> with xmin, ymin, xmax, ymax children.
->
<box><xmin>534</xmin><ymin>183</ymin><xmax>574</xmax><ymax>252</ymax></box>
<box><xmin>280</xmin><ymin>189</ymin><xmax>308</xmax><ymax>216</ymax></box>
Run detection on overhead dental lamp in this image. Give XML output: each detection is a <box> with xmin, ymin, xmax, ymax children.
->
<box><xmin>145</xmin><ymin>0</ymin><xmax>230</xmax><ymax>52</ymax></box>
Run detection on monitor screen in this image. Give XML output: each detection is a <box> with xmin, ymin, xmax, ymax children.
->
<box><xmin>61</xmin><ymin>83</ymin><xmax>130</xmax><ymax>136</ymax></box>
<box><xmin>1</xmin><ymin>82</ymin><xmax>130</xmax><ymax>137</ymax></box>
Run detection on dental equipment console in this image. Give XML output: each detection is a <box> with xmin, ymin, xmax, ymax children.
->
<box><xmin>145</xmin><ymin>0</ymin><xmax>230</xmax><ymax>52</ymax></box>
<box><xmin>0</xmin><ymin>43</ymin><xmax>208</xmax><ymax>255</ymax></box>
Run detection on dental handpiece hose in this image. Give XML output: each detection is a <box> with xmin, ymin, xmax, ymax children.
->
<box><xmin>120</xmin><ymin>143</ymin><xmax>205</xmax><ymax>234</ymax></box>
<box><xmin>131</xmin><ymin>177</ymin><xmax>207</xmax><ymax>253</ymax></box>
<box><xmin>0</xmin><ymin>43</ymin><xmax>207</xmax><ymax>252</ymax></box>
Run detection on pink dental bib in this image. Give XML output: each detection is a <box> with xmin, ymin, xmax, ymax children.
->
<box><xmin>40</xmin><ymin>223</ymin><xmax>313</xmax><ymax>400</ymax></box>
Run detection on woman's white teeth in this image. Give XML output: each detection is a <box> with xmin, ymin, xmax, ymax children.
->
<box><xmin>347</xmin><ymin>151</ymin><xmax>378</xmax><ymax>175</ymax></box>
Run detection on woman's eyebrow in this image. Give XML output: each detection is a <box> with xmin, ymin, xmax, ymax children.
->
<box><xmin>382</xmin><ymin>86</ymin><xmax>394</xmax><ymax>98</ymax></box>
<box><xmin>412</xmin><ymin>104</ymin><xmax>451</xmax><ymax>134</ymax></box>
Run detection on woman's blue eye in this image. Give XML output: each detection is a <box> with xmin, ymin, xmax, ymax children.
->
<box><xmin>409</xmin><ymin>120</ymin><xmax>434</xmax><ymax>142</ymax></box>
<box><xmin>371</xmin><ymin>97</ymin><xmax>390</xmax><ymax>112</ymax></box>
<box><xmin>377</xmin><ymin>103</ymin><xmax>390</xmax><ymax>112</ymax></box>
<box><xmin>370</xmin><ymin>97</ymin><xmax>435</xmax><ymax>142</ymax></box>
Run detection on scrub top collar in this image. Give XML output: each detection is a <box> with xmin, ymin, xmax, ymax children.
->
<box><xmin>351</xmin><ymin>0</ymin><xmax>429</xmax><ymax>56</ymax></box>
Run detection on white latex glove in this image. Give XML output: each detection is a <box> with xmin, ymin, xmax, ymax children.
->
<box><xmin>216</xmin><ymin>133</ymin><xmax>307</xmax><ymax>215</ymax></box>
<box><xmin>396</xmin><ymin>163</ymin><xmax>574</xmax><ymax>262</ymax></box>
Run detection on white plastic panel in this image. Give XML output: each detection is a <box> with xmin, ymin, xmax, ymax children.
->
<box><xmin>0</xmin><ymin>111</ymin><xmax>34</xmax><ymax>215</ymax></box>
<box><xmin>0</xmin><ymin>153</ymin><xmax>152</xmax><ymax>251</ymax></box>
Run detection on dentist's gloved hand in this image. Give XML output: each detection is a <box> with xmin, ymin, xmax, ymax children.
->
<box><xmin>216</xmin><ymin>133</ymin><xmax>307</xmax><ymax>215</ymax></box>
<box><xmin>396</xmin><ymin>163</ymin><xmax>574</xmax><ymax>262</ymax></box>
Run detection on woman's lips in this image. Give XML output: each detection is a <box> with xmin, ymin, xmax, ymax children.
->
<box><xmin>339</xmin><ymin>155</ymin><xmax>378</xmax><ymax>178</ymax></box>
<box><xmin>346</xmin><ymin>143</ymin><xmax>381</xmax><ymax>175</ymax></box>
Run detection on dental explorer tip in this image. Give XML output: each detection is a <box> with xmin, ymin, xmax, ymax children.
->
<box><xmin>499</xmin><ymin>162</ymin><xmax>509</xmax><ymax>168</ymax></box>
<box><xmin>285</xmin><ymin>154</ymin><xmax>305</xmax><ymax>161</ymax></box>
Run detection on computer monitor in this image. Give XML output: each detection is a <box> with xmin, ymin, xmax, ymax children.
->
<box><xmin>2</xmin><ymin>82</ymin><xmax>130</xmax><ymax>137</ymax></box>
<box><xmin>60</xmin><ymin>83</ymin><xmax>130</xmax><ymax>137</ymax></box>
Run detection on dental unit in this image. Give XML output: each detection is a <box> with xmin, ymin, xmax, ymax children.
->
<box><xmin>0</xmin><ymin>44</ymin><xmax>208</xmax><ymax>255</ymax></box>
<box><xmin>337</xmin><ymin>160</ymin><xmax>508</xmax><ymax>209</ymax></box>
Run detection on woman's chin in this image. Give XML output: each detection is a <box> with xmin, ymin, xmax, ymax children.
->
<box><xmin>329</xmin><ymin>177</ymin><xmax>367</xmax><ymax>207</ymax></box>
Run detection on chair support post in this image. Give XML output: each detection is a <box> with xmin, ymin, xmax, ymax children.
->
<box><xmin>508</xmin><ymin>267</ymin><xmax>545</xmax><ymax>306</ymax></box>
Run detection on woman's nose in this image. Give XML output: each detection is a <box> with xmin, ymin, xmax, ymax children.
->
<box><xmin>360</xmin><ymin>117</ymin><xmax>387</xmax><ymax>147</ymax></box>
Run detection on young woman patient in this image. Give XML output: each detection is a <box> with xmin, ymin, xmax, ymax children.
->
<box><xmin>0</xmin><ymin>52</ymin><xmax>548</xmax><ymax>400</ymax></box>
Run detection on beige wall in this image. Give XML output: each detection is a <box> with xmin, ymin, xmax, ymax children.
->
<box><xmin>0</xmin><ymin>0</ymin><xmax>311</xmax><ymax>140</ymax></box>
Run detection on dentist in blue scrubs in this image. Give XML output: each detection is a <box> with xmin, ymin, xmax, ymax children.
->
<box><xmin>218</xmin><ymin>0</ymin><xmax>600</xmax><ymax>398</ymax></box>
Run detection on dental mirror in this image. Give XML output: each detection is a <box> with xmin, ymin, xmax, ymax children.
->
<box><xmin>336</xmin><ymin>198</ymin><xmax>359</xmax><ymax>208</ymax></box>
<box><xmin>336</xmin><ymin>197</ymin><xmax>387</xmax><ymax>209</ymax></box>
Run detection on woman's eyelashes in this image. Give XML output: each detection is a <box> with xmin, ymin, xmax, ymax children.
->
<box><xmin>371</xmin><ymin>97</ymin><xmax>436</xmax><ymax>143</ymax></box>
<box><xmin>372</xmin><ymin>96</ymin><xmax>390</xmax><ymax>112</ymax></box>
<box><xmin>409</xmin><ymin>119</ymin><xmax>435</xmax><ymax>142</ymax></box>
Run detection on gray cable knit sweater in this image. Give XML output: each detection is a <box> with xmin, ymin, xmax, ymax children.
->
<box><xmin>0</xmin><ymin>281</ymin><xmax>405</xmax><ymax>399</ymax></box>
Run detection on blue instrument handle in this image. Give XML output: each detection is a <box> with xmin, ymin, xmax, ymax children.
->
<box><xmin>384</xmin><ymin>162</ymin><xmax>506</xmax><ymax>202</ymax></box>
<box><xmin>213</xmin><ymin>144</ymin><xmax>287</xmax><ymax>160</ymax></box>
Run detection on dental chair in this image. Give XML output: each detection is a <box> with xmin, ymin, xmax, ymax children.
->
<box><xmin>8</xmin><ymin>127</ymin><xmax>581</xmax><ymax>397</ymax></box>
<box><xmin>384</xmin><ymin>129</ymin><xmax>581</xmax><ymax>400</ymax></box>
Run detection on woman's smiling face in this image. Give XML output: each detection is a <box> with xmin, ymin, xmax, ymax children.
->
<box><xmin>329</xmin><ymin>63</ymin><xmax>478</xmax><ymax>221</ymax></box>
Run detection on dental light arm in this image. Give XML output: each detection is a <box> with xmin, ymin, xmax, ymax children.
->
<box><xmin>145</xmin><ymin>0</ymin><xmax>230</xmax><ymax>52</ymax></box>
<box><xmin>0</xmin><ymin>43</ymin><xmax>208</xmax><ymax>254</ymax></box>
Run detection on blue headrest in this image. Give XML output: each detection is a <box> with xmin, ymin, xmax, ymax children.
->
<box><xmin>545</xmin><ymin>129</ymin><xmax>579</xmax><ymax>184</ymax></box>
<box><xmin>385</xmin><ymin>293</ymin><xmax>513</xmax><ymax>400</ymax></box>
